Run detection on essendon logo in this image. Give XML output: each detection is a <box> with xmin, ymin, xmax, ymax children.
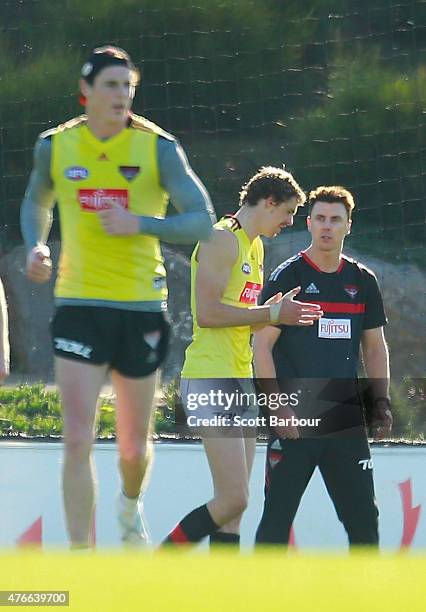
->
<box><xmin>268</xmin><ymin>450</ymin><xmax>282</xmax><ymax>469</ymax></box>
<box><xmin>119</xmin><ymin>166</ymin><xmax>140</xmax><ymax>181</ymax></box>
<box><xmin>344</xmin><ymin>285</ymin><xmax>359</xmax><ymax>298</ymax></box>
<box><xmin>78</xmin><ymin>189</ymin><xmax>129</xmax><ymax>211</ymax></box>
<box><xmin>239</xmin><ymin>281</ymin><xmax>262</xmax><ymax>304</ymax></box>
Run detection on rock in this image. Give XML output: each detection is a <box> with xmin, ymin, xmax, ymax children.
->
<box><xmin>0</xmin><ymin>243</ymin><xmax>58</xmax><ymax>379</ymax></box>
<box><xmin>161</xmin><ymin>247</ymin><xmax>192</xmax><ymax>382</ymax></box>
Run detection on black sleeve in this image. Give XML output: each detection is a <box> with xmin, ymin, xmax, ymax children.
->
<box><xmin>259</xmin><ymin>264</ymin><xmax>298</xmax><ymax>306</ymax></box>
<box><xmin>362</xmin><ymin>269</ymin><xmax>387</xmax><ymax>330</ymax></box>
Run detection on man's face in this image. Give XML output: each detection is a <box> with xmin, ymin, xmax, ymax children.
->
<box><xmin>261</xmin><ymin>196</ymin><xmax>299</xmax><ymax>238</ymax></box>
<box><xmin>307</xmin><ymin>201</ymin><xmax>351</xmax><ymax>252</ymax></box>
<box><xmin>80</xmin><ymin>66</ymin><xmax>135</xmax><ymax>124</ymax></box>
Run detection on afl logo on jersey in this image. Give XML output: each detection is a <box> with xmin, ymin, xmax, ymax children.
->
<box><xmin>65</xmin><ymin>166</ymin><xmax>89</xmax><ymax>181</ymax></box>
<box><xmin>242</xmin><ymin>263</ymin><xmax>251</xmax><ymax>275</ymax></box>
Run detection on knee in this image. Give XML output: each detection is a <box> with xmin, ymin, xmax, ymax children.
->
<box><xmin>120</xmin><ymin>442</ymin><xmax>150</xmax><ymax>467</ymax></box>
<box><xmin>64</xmin><ymin>434</ymin><xmax>93</xmax><ymax>462</ymax></box>
<box><xmin>221</xmin><ymin>488</ymin><xmax>249</xmax><ymax>520</ymax></box>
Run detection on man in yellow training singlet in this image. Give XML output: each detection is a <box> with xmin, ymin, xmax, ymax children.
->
<box><xmin>20</xmin><ymin>45</ymin><xmax>215</xmax><ymax>548</ymax></box>
<box><xmin>164</xmin><ymin>167</ymin><xmax>323</xmax><ymax>547</ymax></box>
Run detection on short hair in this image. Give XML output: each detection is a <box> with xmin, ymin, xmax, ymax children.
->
<box><xmin>239</xmin><ymin>166</ymin><xmax>306</xmax><ymax>208</ymax></box>
<box><xmin>81</xmin><ymin>45</ymin><xmax>140</xmax><ymax>87</ymax></box>
<box><xmin>308</xmin><ymin>186</ymin><xmax>355</xmax><ymax>219</ymax></box>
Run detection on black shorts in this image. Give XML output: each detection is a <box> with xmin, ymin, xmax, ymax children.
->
<box><xmin>51</xmin><ymin>306</ymin><xmax>170</xmax><ymax>378</ymax></box>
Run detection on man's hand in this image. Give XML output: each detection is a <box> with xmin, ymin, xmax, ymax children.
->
<box><xmin>271</xmin><ymin>405</ymin><xmax>300</xmax><ymax>439</ymax></box>
<box><xmin>258</xmin><ymin>377</ymin><xmax>299</xmax><ymax>439</ymax></box>
<box><xmin>98</xmin><ymin>201</ymin><xmax>139</xmax><ymax>236</ymax></box>
<box><xmin>369</xmin><ymin>398</ymin><xmax>393</xmax><ymax>439</ymax></box>
<box><xmin>269</xmin><ymin>286</ymin><xmax>323</xmax><ymax>326</ymax></box>
<box><xmin>26</xmin><ymin>244</ymin><xmax>52</xmax><ymax>283</ymax></box>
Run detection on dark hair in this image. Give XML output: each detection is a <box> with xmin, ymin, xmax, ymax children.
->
<box><xmin>308</xmin><ymin>186</ymin><xmax>355</xmax><ymax>219</ymax></box>
<box><xmin>81</xmin><ymin>45</ymin><xmax>140</xmax><ymax>86</ymax></box>
<box><xmin>239</xmin><ymin>166</ymin><xmax>306</xmax><ymax>208</ymax></box>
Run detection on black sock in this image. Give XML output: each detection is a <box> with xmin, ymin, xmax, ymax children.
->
<box><xmin>164</xmin><ymin>504</ymin><xmax>219</xmax><ymax>545</ymax></box>
<box><xmin>210</xmin><ymin>532</ymin><xmax>240</xmax><ymax>546</ymax></box>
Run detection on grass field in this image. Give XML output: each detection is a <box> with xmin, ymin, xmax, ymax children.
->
<box><xmin>0</xmin><ymin>550</ymin><xmax>425</xmax><ymax>611</ymax></box>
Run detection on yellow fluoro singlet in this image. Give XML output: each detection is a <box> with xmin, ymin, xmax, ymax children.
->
<box><xmin>181</xmin><ymin>216</ymin><xmax>264</xmax><ymax>378</ymax></box>
<box><xmin>48</xmin><ymin>113</ymin><xmax>170</xmax><ymax>304</ymax></box>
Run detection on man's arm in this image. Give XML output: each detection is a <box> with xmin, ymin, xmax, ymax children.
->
<box><xmin>253</xmin><ymin>325</ymin><xmax>299</xmax><ymax>439</ymax></box>
<box><xmin>253</xmin><ymin>326</ymin><xmax>281</xmax><ymax>379</ymax></box>
<box><xmin>0</xmin><ymin>280</ymin><xmax>10</xmax><ymax>382</ymax></box>
<box><xmin>361</xmin><ymin>326</ymin><xmax>392</xmax><ymax>438</ymax></box>
<box><xmin>195</xmin><ymin>231</ymin><xmax>322</xmax><ymax>329</ymax></box>
<box><xmin>20</xmin><ymin>137</ymin><xmax>55</xmax><ymax>282</ymax></box>
<box><xmin>361</xmin><ymin>327</ymin><xmax>390</xmax><ymax>381</ymax></box>
<box><xmin>195</xmin><ymin>229</ymin><xmax>269</xmax><ymax>328</ymax></box>
<box><xmin>98</xmin><ymin>138</ymin><xmax>216</xmax><ymax>244</ymax></box>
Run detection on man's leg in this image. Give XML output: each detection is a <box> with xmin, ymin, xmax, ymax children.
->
<box><xmin>56</xmin><ymin>357</ymin><xmax>108</xmax><ymax>548</ymax></box>
<box><xmin>210</xmin><ymin>434</ymin><xmax>257</xmax><ymax>547</ymax></box>
<box><xmin>319</xmin><ymin>436</ymin><xmax>379</xmax><ymax>547</ymax></box>
<box><xmin>113</xmin><ymin>370</ymin><xmax>157</xmax><ymax>496</ymax></box>
<box><xmin>164</xmin><ymin>433</ymin><xmax>252</xmax><ymax>545</ymax></box>
<box><xmin>255</xmin><ymin>439</ymin><xmax>316</xmax><ymax>546</ymax></box>
<box><xmin>113</xmin><ymin>369</ymin><xmax>157</xmax><ymax>543</ymax></box>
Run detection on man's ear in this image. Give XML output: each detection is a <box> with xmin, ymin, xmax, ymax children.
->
<box><xmin>347</xmin><ymin>219</ymin><xmax>352</xmax><ymax>235</ymax></box>
<box><xmin>79</xmin><ymin>78</ymin><xmax>90</xmax><ymax>98</ymax></box>
<box><xmin>264</xmin><ymin>195</ymin><xmax>276</xmax><ymax>210</ymax></box>
<box><xmin>307</xmin><ymin>215</ymin><xmax>312</xmax><ymax>233</ymax></box>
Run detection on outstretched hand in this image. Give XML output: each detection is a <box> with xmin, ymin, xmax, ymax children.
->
<box><xmin>268</xmin><ymin>286</ymin><xmax>323</xmax><ymax>326</ymax></box>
